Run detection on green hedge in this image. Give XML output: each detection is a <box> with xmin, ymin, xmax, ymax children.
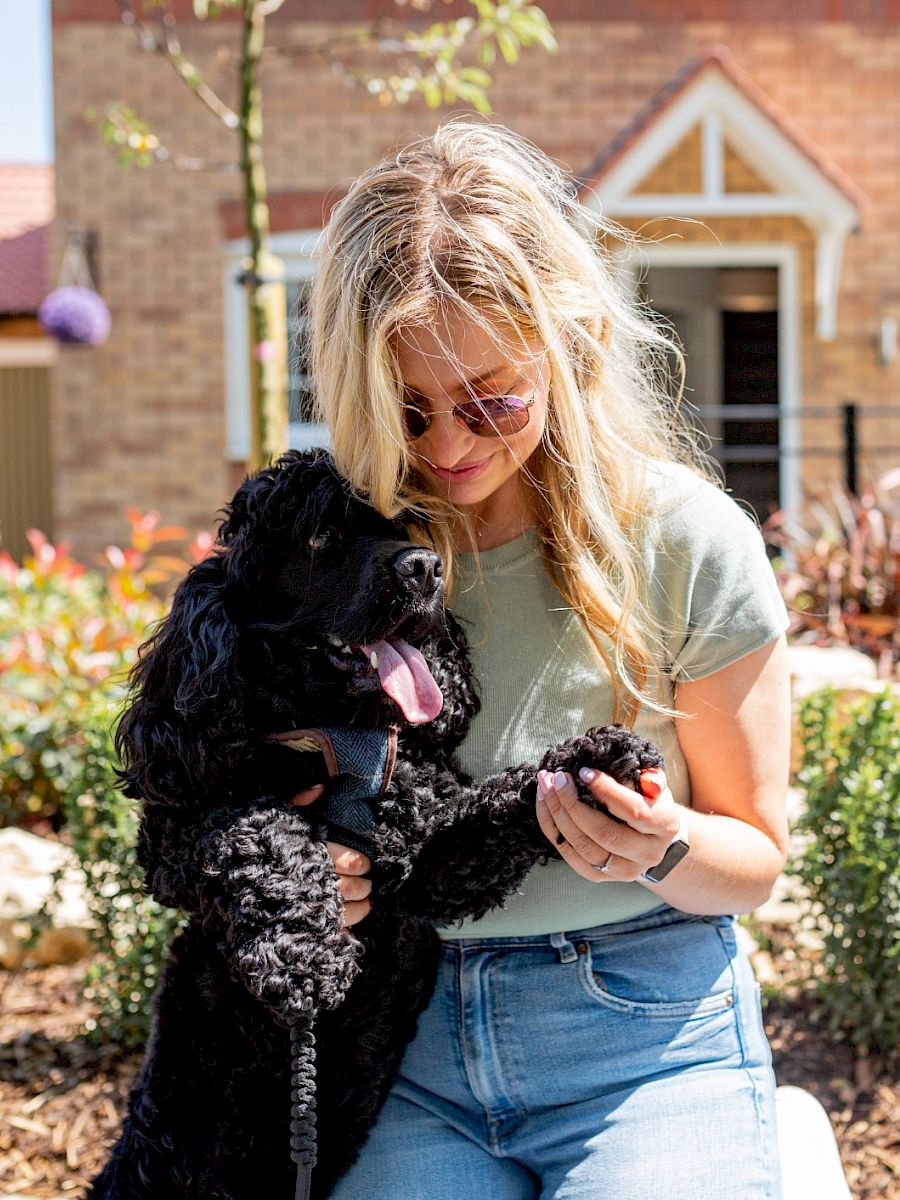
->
<box><xmin>62</xmin><ymin>695</ymin><xmax>184</xmax><ymax>1049</ymax></box>
<box><xmin>794</xmin><ymin>687</ymin><xmax>900</xmax><ymax>1054</ymax></box>
<box><xmin>1</xmin><ymin>519</ymin><xmax>207</xmax><ymax>1046</ymax></box>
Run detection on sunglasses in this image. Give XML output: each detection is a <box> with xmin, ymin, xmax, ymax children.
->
<box><xmin>400</xmin><ymin>390</ymin><xmax>536</xmax><ymax>441</ymax></box>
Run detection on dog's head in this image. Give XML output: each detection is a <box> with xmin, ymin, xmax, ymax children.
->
<box><xmin>118</xmin><ymin>450</ymin><xmax>476</xmax><ymax>802</ymax></box>
<box><xmin>219</xmin><ymin>448</ymin><xmax>452</xmax><ymax>728</ymax></box>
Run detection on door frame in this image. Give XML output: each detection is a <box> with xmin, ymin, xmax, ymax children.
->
<box><xmin>621</xmin><ymin>242</ymin><xmax>801</xmax><ymax>514</ymax></box>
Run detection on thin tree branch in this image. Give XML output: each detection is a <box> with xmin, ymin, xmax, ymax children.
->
<box><xmin>116</xmin><ymin>0</ymin><xmax>240</xmax><ymax>129</ymax></box>
<box><xmin>255</xmin><ymin>19</ymin><xmax>392</xmax><ymax>61</ymax></box>
<box><xmin>167</xmin><ymin>153</ymin><xmax>241</xmax><ymax>173</ymax></box>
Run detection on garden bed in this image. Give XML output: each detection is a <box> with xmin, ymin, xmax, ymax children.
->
<box><xmin>0</xmin><ymin>938</ymin><xmax>897</xmax><ymax>1199</ymax></box>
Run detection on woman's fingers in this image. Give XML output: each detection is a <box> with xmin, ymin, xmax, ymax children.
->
<box><xmin>575</xmin><ymin>768</ymin><xmax>681</xmax><ymax>840</ymax></box>
<box><xmin>324</xmin><ymin>841</ymin><xmax>372</xmax><ymax>928</ymax></box>
<box><xmin>536</xmin><ymin>777</ymin><xmax>640</xmax><ymax>882</ymax></box>
<box><xmin>540</xmin><ymin>772</ymin><xmax>643</xmax><ymax>878</ymax></box>
<box><xmin>535</xmin><ymin>769</ymin><xmax>678</xmax><ymax>882</ymax></box>
<box><xmin>538</xmin><ymin>771</ymin><xmax>654</xmax><ymax>858</ymax></box>
<box><xmin>325</xmin><ymin>842</ymin><xmax>372</xmax><ymax>876</ymax></box>
<box><xmin>341</xmin><ymin>897</ymin><xmax>372</xmax><ymax>927</ymax></box>
<box><xmin>288</xmin><ymin>791</ymin><xmax>374</xmax><ymax>927</ymax></box>
<box><xmin>290</xmin><ymin>783</ymin><xmax>325</xmax><ymax>807</ymax></box>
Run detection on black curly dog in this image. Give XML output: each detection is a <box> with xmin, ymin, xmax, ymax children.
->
<box><xmin>88</xmin><ymin>448</ymin><xmax>663</xmax><ymax>1200</ymax></box>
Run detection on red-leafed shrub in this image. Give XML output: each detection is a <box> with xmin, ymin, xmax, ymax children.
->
<box><xmin>763</xmin><ymin>469</ymin><xmax>900</xmax><ymax>678</ymax></box>
<box><xmin>0</xmin><ymin>513</ymin><xmax>212</xmax><ymax>830</ymax></box>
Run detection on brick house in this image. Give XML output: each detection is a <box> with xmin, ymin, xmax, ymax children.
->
<box><xmin>43</xmin><ymin>0</ymin><xmax>900</xmax><ymax>556</ymax></box>
<box><xmin>0</xmin><ymin>165</ymin><xmax>56</xmax><ymax>560</ymax></box>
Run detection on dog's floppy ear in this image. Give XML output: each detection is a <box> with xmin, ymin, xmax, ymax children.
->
<box><xmin>116</xmin><ymin>553</ymin><xmax>246</xmax><ymax>803</ymax></box>
<box><xmin>167</xmin><ymin>554</ymin><xmax>242</xmax><ymax>715</ymax></box>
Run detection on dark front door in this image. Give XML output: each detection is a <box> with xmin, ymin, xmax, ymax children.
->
<box><xmin>720</xmin><ymin>310</ymin><xmax>780</xmax><ymax>522</ymax></box>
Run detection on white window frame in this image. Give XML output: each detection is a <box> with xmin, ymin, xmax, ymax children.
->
<box><xmin>222</xmin><ymin>229</ymin><xmax>326</xmax><ymax>461</ymax></box>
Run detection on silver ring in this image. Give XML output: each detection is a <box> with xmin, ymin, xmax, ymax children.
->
<box><xmin>589</xmin><ymin>851</ymin><xmax>614</xmax><ymax>874</ymax></box>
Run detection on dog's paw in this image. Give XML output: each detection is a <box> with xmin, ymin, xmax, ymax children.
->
<box><xmin>539</xmin><ymin>724</ymin><xmax>664</xmax><ymax>796</ymax></box>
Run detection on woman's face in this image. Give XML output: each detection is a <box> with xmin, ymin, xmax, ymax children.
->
<box><xmin>394</xmin><ymin>308</ymin><xmax>550</xmax><ymax>542</ymax></box>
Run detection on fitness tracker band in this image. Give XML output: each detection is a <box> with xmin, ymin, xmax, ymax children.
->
<box><xmin>641</xmin><ymin>808</ymin><xmax>690</xmax><ymax>883</ymax></box>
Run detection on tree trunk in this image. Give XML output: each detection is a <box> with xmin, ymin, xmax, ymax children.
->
<box><xmin>240</xmin><ymin>0</ymin><xmax>287</xmax><ymax>468</ymax></box>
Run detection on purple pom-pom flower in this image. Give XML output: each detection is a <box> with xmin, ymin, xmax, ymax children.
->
<box><xmin>38</xmin><ymin>286</ymin><xmax>112</xmax><ymax>345</ymax></box>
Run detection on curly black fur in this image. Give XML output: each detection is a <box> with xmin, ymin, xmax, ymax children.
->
<box><xmin>87</xmin><ymin>449</ymin><xmax>663</xmax><ymax>1200</ymax></box>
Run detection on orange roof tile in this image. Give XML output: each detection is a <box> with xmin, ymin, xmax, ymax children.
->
<box><xmin>0</xmin><ymin>164</ymin><xmax>55</xmax><ymax>315</ymax></box>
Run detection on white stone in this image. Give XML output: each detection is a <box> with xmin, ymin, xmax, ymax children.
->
<box><xmin>0</xmin><ymin>827</ymin><xmax>94</xmax><ymax>969</ymax></box>
<box><xmin>793</xmin><ymin>675</ymin><xmax>900</xmax><ymax>702</ymax></box>
<box><xmin>786</xmin><ymin>642</ymin><xmax>900</xmax><ymax>702</ymax></box>
<box><xmin>776</xmin><ymin>1085</ymin><xmax>852</xmax><ymax>1199</ymax></box>
<box><xmin>787</xmin><ymin>643</ymin><xmax>878</xmax><ymax>684</ymax></box>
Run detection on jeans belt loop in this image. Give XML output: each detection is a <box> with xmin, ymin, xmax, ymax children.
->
<box><xmin>549</xmin><ymin>930</ymin><xmax>578</xmax><ymax>964</ymax></box>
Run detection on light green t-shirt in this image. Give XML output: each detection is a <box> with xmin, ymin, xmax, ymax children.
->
<box><xmin>438</xmin><ymin>463</ymin><xmax>789</xmax><ymax>939</ymax></box>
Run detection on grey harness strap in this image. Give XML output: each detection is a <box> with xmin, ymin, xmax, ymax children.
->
<box><xmin>267</xmin><ymin>724</ymin><xmax>398</xmax><ymax>854</ymax></box>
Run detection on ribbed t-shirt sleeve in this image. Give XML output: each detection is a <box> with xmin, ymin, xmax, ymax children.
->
<box><xmin>647</xmin><ymin>474</ymin><xmax>790</xmax><ymax>682</ymax></box>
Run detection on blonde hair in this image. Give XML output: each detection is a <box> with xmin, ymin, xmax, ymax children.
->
<box><xmin>307</xmin><ymin>118</ymin><xmax>712</xmax><ymax>722</ymax></box>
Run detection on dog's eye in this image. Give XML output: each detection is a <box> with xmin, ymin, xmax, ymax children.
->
<box><xmin>308</xmin><ymin>528</ymin><xmax>334</xmax><ymax>551</ymax></box>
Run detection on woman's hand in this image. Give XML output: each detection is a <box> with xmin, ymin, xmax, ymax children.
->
<box><xmin>291</xmin><ymin>785</ymin><xmax>373</xmax><ymax>928</ymax></box>
<box><xmin>535</xmin><ymin>767</ymin><xmax>680</xmax><ymax>883</ymax></box>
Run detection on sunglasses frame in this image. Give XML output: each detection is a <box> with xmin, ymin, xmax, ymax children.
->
<box><xmin>400</xmin><ymin>387</ymin><xmax>539</xmax><ymax>442</ymax></box>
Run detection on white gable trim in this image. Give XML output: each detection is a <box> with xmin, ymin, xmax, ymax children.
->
<box><xmin>701</xmin><ymin>110</ymin><xmax>724</xmax><ymax>197</ymax></box>
<box><xmin>581</xmin><ymin>68</ymin><xmax>860</xmax><ymax>342</ymax></box>
<box><xmin>222</xmin><ymin>230</ymin><xmax>324</xmax><ymax>461</ymax></box>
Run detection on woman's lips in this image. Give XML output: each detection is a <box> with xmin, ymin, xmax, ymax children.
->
<box><xmin>428</xmin><ymin>457</ymin><xmax>491</xmax><ymax>483</ymax></box>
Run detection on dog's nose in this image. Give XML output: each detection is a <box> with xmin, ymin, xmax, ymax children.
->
<box><xmin>393</xmin><ymin>548</ymin><xmax>443</xmax><ymax>597</ymax></box>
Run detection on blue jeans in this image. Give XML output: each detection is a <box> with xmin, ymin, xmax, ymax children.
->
<box><xmin>331</xmin><ymin>904</ymin><xmax>781</xmax><ymax>1199</ymax></box>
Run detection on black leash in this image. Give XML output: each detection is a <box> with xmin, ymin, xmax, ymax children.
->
<box><xmin>290</xmin><ymin>1016</ymin><xmax>317</xmax><ymax>1200</ymax></box>
<box><xmin>266</xmin><ymin>726</ymin><xmax>398</xmax><ymax>1200</ymax></box>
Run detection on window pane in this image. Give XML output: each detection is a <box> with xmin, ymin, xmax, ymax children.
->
<box><xmin>286</xmin><ymin>278</ymin><xmax>315</xmax><ymax>425</ymax></box>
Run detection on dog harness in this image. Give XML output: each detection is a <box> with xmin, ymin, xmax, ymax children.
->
<box><xmin>268</xmin><ymin>725</ymin><xmax>399</xmax><ymax>854</ymax></box>
<box><xmin>265</xmin><ymin>725</ymin><xmax>399</xmax><ymax>1200</ymax></box>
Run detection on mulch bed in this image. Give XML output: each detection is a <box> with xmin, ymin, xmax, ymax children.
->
<box><xmin>0</xmin><ymin>929</ymin><xmax>897</xmax><ymax>1199</ymax></box>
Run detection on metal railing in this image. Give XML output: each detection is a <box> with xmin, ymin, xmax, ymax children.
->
<box><xmin>692</xmin><ymin>402</ymin><xmax>900</xmax><ymax>494</ymax></box>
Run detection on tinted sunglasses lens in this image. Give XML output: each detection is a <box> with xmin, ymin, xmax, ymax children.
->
<box><xmin>458</xmin><ymin>395</ymin><xmax>530</xmax><ymax>437</ymax></box>
<box><xmin>402</xmin><ymin>404</ymin><xmax>429</xmax><ymax>439</ymax></box>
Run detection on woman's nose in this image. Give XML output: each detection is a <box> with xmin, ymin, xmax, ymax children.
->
<box><xmin>415</xmin><ymin>408</ymin><xmax>473</xmax><ymax>460</ymax></box>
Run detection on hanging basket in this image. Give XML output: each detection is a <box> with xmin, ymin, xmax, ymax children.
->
<box><xmin>39</xmin><ymin>227</ymin><xmax>111</xmax><ymax>346</ymax></box>
<box><xmin>38</xmin><ymin>285</ymin><xmax>111</xmax><ymax>345</ymax></box>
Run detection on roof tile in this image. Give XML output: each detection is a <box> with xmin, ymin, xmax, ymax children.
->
<box><xmin>0</xmin><ymin>165</ymin><xmax>55</xmax><ymax>315</ymax></box>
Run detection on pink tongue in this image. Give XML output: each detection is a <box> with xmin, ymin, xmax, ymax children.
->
<box><xmin>360</xmin><ymin>637</ymin><xmax>444</xmax><ymax>725</ymax></box>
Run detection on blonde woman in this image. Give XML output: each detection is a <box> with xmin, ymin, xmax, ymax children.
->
<box><xmin>296</xmin><ymin>119</ymin><xmax>790</xmax><ymax>1199</ymax></box>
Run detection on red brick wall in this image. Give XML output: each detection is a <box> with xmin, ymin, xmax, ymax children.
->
<box><xmin>50</xmin><ymin>5</ymin><xmax>900</xmax><ymax>552</ymax></box>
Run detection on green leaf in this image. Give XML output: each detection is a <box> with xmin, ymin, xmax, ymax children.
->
<box><xmin>458</xmin><ymin>66</ymin><xmax>492</xmax><ymax>86</ymax></box>
<box><xmin>454</xmin><ymin>80</ymin><xmax>492</xmax><ymax>114</ymax></box>
<box><xmin>477</xmin><ymin>40</ymin><xmax>497</xmax><ymax>67</ymax></box>
<box><xmin>790</xmin><ymin>687</ymin><xmax>900</xmax><ymax>1053</ymax></box>
<box><xmin>423</xmin><ymin>81</ymin><xmax>443</xmax><ymax>108</ymax></box>
<box><xmin>495</xmin><ymin>28</ymin><xmax>520</xmax><ymax>64</ymax></box>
